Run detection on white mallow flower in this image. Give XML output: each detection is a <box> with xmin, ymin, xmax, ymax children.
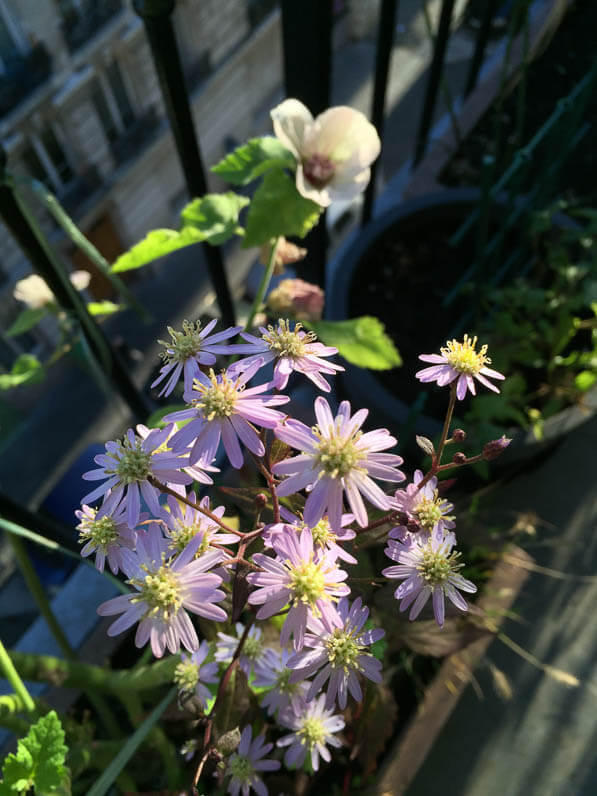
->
<box><xmin>14</xmin><ymin>270</ymin><xmax>91</xmax><ymax>309</ymax></box>
<box><xmin>271</xmin><ymin>99</ymin><xmax>381</xmax><ymax>208</ymax></box>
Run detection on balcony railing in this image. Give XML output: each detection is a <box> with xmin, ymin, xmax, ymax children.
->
<box><xmin>0</xmin><ymin>43</ymin><xmax>52</xmax><ymax>119</ymax></box>
<box><xmin>60</xmin><ymin>0</ymin><xmax>123</xmax><ymax>54</ymax></box>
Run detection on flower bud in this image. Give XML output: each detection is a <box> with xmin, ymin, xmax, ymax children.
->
<box><xmin>483</xmin><ymin>436</ymin><xmax>512</xmax><ymax>461</ymax></box>
<box><xmin>452</xmin><ymin>428</ymin><xmax>466</xmax><ymax>442</ymax></box>
<box><xmin>267</xmin><ymin>278</ymin><xmax>324</xmax><ymax>322</ymax></box>
<box><xmin>452</xmin><ymin>452</ymin><xmax>467</xmax><ymax>465</ymax></box>
<box><xmin>260</xmin><ymin>237</ymin><xmax>307</xmax><ymax>275</ymax></box>
<box><xmin>254</xmin><ymin>492</ymin><xmax>268</xmax><ymax>509</ymax></box>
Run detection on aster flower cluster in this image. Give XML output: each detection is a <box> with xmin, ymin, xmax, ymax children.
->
<box><xmin>72</xmin><ymin>99</ymin><xmax>512</xmax><ymax>795</ymax></box>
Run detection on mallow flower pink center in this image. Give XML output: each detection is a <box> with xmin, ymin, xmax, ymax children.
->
<box><xmin>303</xmin><ymin>153</ymin><xmax>335</xmax><ymax>188</ymax></box>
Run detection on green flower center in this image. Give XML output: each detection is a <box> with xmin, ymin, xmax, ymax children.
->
<box><xmin>169</xmin><ymin>524</ymin><xmax>210</xmax><ymax>555</ymax></box>
<box><xmin>131</xmin><ymin>564</ymin><xmax>183</xmax><ymax>619</ymax></box>
<box><xmin>262</xmin><ymin>320</ymin><xmax>316</xmax><ymax>359</ymax></box>
<box><xmin>227</xmin><ymin>753</ymin><xmax>254</xmax><ymax>783</ymax></box>
<box><xmin>325</xmin><ymin>628</ymin><xmax>361</xmax><ymax>671</ymax></box>
<box><xmin>159</xmin><ymin>320</ymin><xmax>203</xmax><ymax>364</ymax></box>
<box><xmin>413</xmin><ymin>495</ymin><xmax>454</xmax><ymax>531</ymax></box>
<box><xmin>276</xmin><ymin>666</ymin><xmax>299</xmax><ymax>695</ymax></box>
<box><xmin>315</xmin><ymin>434</ymin><xmax>361</xmax><ymax>479</ymax></box>
<box><xmin>417</xmin><ymin>545</ymin><xmax>461</xmax><ymax>585</ymax></box>
<box><xmin>243</xmin><ymin>635</ymin><xmax>263</xmax><ymax>661</ymax></box>
<box><xmin>193</xmin><ymin>370</ymin><xmax>238</xmax><ymax>420</ymax></box>
<box><xmin>78</xmin><ymin>514</ymin><xmax>118</xmax><ymax>552</ymax></box>
<box><xmin>311</xmin><ymin>518</ymin><xmax>334</xmax><ymax>547</ymax></box>
<box><xmin>174</xmin><ymin>659</ymin><xmax>199</xmax><ymax>693</ymax></box>
<box><xmin>441</xmin><ymin>334</ymin><xmax>490</xmax><ymax>376</ymax></box>
<box><xmin>111</xmin><ymin>438</ymin><xmax>151</xmax><ymax>484</ymax></box>
<box><xmin>290</xmin><ymin>560</ymin><xmax>326</xmax><ymax>607</ymax></box>
<box><xmin>299</xmin><ymin>717</ymin><xmax>326</xmax><ymax>747</ymax></box>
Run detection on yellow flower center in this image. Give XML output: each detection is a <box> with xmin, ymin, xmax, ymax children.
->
<box><xmin>192</xmin><ymin>370</ymin><xmax>239</xmax><ymax>420</ymax></box>
<box><xmin>441</xmin><ymin>334</ymin><xmax>491</xmax><ymax>376</ymax></box>
<box><xmin>174</xmin><ymin>659</ymin><xmax>199</xmax><ymax>693</ymax></box>
<box><xmin>262</xmin><ymin>320</ymin><xmax>316</xmax><ymax>359</ymax></box>
<box><xmin>325</xmin><ymin>628</ymin><xmax>362</xmax><ymax>672</ymax></box>
<box><xmin>413</xmin><ymin>494</ymin><xmax>454</xmax><ymax>531</ymax></box>
<box><xmin>78</xmin><ymin>514</ymin><xmax>118</xmax><ymax>552</ymax></box>
<box><xmin>289</xmin><ymin>559</ymin><xmax>327</xmax><ymax>607</ymax></box>
<box><xmin>131</xmin><ymin>563</ymin><xmax>183</xmax><ymax>619</ymax></box>
<box><xmin>417</xmin><ymin>544</ymin><xmax>462</xmax><ymax>585</ymax></box>
<box><xmin>315</xmin><ymin>433</ymin><xmax>362</xmax><ymax>479</ymax></box>
<box><xmin>299</xmin><ymin>717</ymin><xmax>327</xmax><ymax>747</ymax></box>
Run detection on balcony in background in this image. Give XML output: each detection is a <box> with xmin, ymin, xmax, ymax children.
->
<box><xmin>60</xmin><ymin>0</ymin><xmax>123</xmax><ymax>54</ymax></box>
<box><xmin>0</xmin><ymin>43</ymin><xmax>52</xmax><ymax>119</ymax></box>
<box><xmin>110</xmin><ymin>107</ymin><xmax>161</xmax><ymax>167</ymax></box>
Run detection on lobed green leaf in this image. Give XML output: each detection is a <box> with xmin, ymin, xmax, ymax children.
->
<box><xmin>211</xmin><ymin>136</ymin><xmax>295</xmax><ymax>185</ymax></box>
<box><xmin>307</xmin><ymin>316</ymin><xmax>402</xmax><ymax>370</ymax></box>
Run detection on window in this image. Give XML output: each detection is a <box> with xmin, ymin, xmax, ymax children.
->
<box><xmin>106</xmin><ymin>61</ymin><xmax>134</xmax><ymax>129</ymax></box>
<box><xmin>21</xmin><ymin>126</ymin><xmax>75</xmax><ymax>195</ymax></box>
<box><xmin>91</xmin><ymin>61</ymin><xmax>136</xmax><ymax>147</ymax></box>
<box><xmin>41</xmin><ymin>127</ymin><xmax>73</xmax><ymax>185</ymax></box>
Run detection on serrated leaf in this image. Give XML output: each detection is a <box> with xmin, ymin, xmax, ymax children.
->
<box><xmin>86</xmin><ymin>301</ymin><xmax>120</xmax><ymax>317</ymax></box>
<box><xmin>0</xmin><ymin>354</ymin><xmax>45</xmax><ymax>389</ymax></box>
<box><xmin>181</xmin><ymin>192</ymin><xmax>249</xmax><ymax>245</ymax></box>
<box><xmin>1</xmin><ymin>711</ymin><xmax>68</xmax><ymax>793</ymax></box>
<box><xmin>307</xmin><ymin>316</ymin><xmax>402</xmax><ymax>370</ymax></box>
<box><xmin>242</xmin><ymin>168</ymin><xmax>321</xmax><ymax>248</ymax></box>
<box><xmin>111</xmin><ymin>228</ymin><xmax>201</xmax><ymax>273</ymax></box>
<box><xmin>211</xmin><ymin>137</ymin><xmax>296</xmax><ymax>185</ymax></box>
<box><xmin>6</xmin><ymin>307</ymin><xmax>47</xmax><ymax>337</ymax></box>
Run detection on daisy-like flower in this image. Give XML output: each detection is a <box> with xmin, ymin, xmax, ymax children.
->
<box><xmin>264</xmin><ymin>508</ymin><xmax>357</xmax><ymax>565</ymax></box>
<box><xmin>81</xmin><ymin>424</ymin><xmax>196</xmax><ymax>528</ymax></box>
<box><xmin>271</xmin><ymin>99</ymin><xmax>380</xmax><ymax>208</ymax></box>
<box><xmin>273</xmin><ymin>397</ymin><xmax>405</xmax><ymax>528</ymax></box>
<box><xmin>224</xmin><ymin>725</ymin><xmax>280</xmax><ymax>796</ymax></box>
<box><xmin>165</xmin><ymin>359</ymin><xmax>289</xmax><ymax>469</ymax></box>
<box><xmin>389</xmin><ymin>469</ymin><xmax>455</xmax><ymax>540</ymax></box>
<box><xmin>136</xmin><ymin>423</ymin><xmax>216</xmax><ymax>488</ymax></box>
<box><xmin>161</xmin><ymin>491</ymin><xmax>237</xmax><ymax>558</ymax></box>
<box><xmin>416</xmin><ymin>334</ymin><xmax>505</xmax><ymax>400</ymax></box>
<box><xmin>151</xmin><ymin>319</ymin><xmax>242</xmax><ymax>398</ymax></box>
<box><xmin>247</xmin><ymin>528</ymin><xmax>350</xmax><ymax>650</ymax></box>
<box><xmin>97</xmin><ymin>525</ymin><xmax>227</xmax><ymax>657</ymax></box>
<box><xmin>75</xmin><ymin>502</ymin><xmax>137</xmax><ymax>574</ymax></box>
<box><xmin>287</xmin><ymin>597</ymin><xmax>383</xmax><ymax>709</ymax></box>
<box><xmin>174</xmin><ymin>640</ymin><xmax>219</xmax><ymax>709</ymax></box>
<box><xmin>215</xmin><ymin>623</ymin><xmax>265</xmax><ymax>677</ymax></box>
<box><xmin>382</xmin><ymin>524</ymin><xmax>477</xmax><ymax>627</ymax></box>
<box><xmin>230</xmin><ymin>319</ymin><xmax>343</xmax><ymax>392</ymax></box>
<box><xmin>277</xmin><ymin>694</ymin><xmax>344</xmax><ymax>771</ymax></box>
<box><xmin>253</xmin><ymin>647</ymin><xmax>309</xmax><ymax>716</ymax></box>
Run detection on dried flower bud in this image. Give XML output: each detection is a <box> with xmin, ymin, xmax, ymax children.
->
<box><xmin>255</xmin><ymin>492</ymin><xmax>268</xmax><ymax>509</ymax></box>
<box><xmin>267</xmin><ymin>278</ymin><xmax>324</xmax><ymax>322</ymax></box>
<box><xmin>260</xmin><ymin>237</ymin><xmax>307</xmax><ymax>275</ymax></box>
<box><xmin>452</xmin><ymin>428</ymin><xmax>466</xmax><ymax>442</ymax></box>
<box><xmin>415</xmin><ymin>435</ymin><xmax>435</xmax><ymax>456</ymax></box>
<box><xmin>483</xmin><ymin>435</ymin><xmax>512</xmax><ymax>461</ymax></box>
<box><xmin>216</xmin><ymin>727</ymin><xmax>241</xmax><ymax>756</ymax></box>
<box><xmin>452</xmin><ymin>452</ymin><xmax>467</xmax><ymax>465</ymax></box>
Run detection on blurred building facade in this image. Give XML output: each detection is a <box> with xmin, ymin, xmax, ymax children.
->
<box><xmin>0</xmin><ymin>0</ymin><xmax>281</xmax><ymax>363</ymax></box>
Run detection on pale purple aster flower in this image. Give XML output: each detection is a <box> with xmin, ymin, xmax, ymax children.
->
<box><xmin>81</xmin><ymin>424</ymin><xmax>196</xmax><ymax>528</ymax></box>
<box><xmin>229</xmin><ymin>320</ymin><xmax>344</xmax><ymax>392</ymax></box>
<box><xmin>277</xmin><ymin>694</ymin><xmax>344</xmax><ymax>771</ymax></box>
<box><xmin>151</xmin><ymin>319</ymin><xmax>243</xmax><ymax>397</ymax></box>
<box><xmin>215</xmin><ymin>623</ymin><xmax>265</xmax><ymax>677</ymax></box>
<box><xmin>248</xmin><ymin>528</ymin><xmax>350</xmax><ymax>650</ymax></box>
<box><xmin>225</xmin><ymin>725</ymin><xmax>280</xmax><ymax>796</ymax></box>
<box><xmin>97</xmin><ymin>524</ymin><xmax>227</xmax><ymax>657</ymax></box>
<box><xmin>253</xmin><ymin>647</ymin><xmax>309</xmax><ymax>716</ymax></box>
<box><xmin>416</xmin><ymin>334</ymin><xmax>505</xmax><ymax>400</ymax></box>
<box><xmin>161</xmin><ymin>491</ymin><xmax>238</xmax><ymax>559</ymax></box>
<box><xmin>389</xmin><ymin>469</ymin><xmax>455</xmax><ymax>540</ymax></box>
<box><xmin>263</xmin><ymin>508</ymin><xmax>357</xmax><ymax>565</ymax></box>
<box><xmin>287</xmin><ymin>596</ymin><xmax>384</xmax><ymax>709</ymax></box>
<box><xmin>75</xmin><ymin>501</ymin><xmax>137</xmax><ymax>574</ymax></box>
<box><xmin>136</xmin><ymin>423</ymin><xmax>216</xmax><ymax>487</ymax></box>
<box><xmin>174</xmin><ymin>640</ymin><xmax>219</xmax><ymax>709</ymax></box>
<box><xmin>382</xmin><ymin>524</ymin><xmax>477</xmax><ymax>627</ymax></box>
<box><xmin>165</xmin><ymin>359</ymin><xmax>289</xmax><ymax>469</ymax></box>
<box><xmin>273</xmin><ymin>397</ymin><xmax>405</xmax><ymax>528</ymax></box>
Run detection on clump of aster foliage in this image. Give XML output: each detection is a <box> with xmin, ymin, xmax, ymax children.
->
<box><xmin>79</xmin><ymin>309</ymin><xmax>509</xmax><ymax>792</ymax></box>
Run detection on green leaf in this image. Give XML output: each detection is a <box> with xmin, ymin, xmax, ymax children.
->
<box><xmin>145</xmin><ymin>404</ymin><xmax>186</xmax><ymax>429</ymax></box>
<box><xmin>181</xmin><ymin>192</ymin><xmax>249</xmax><ymax>245</ymax></box>
<box><xmin>307</xmin><ymin>316</ymin><xmax>402</xmax><ymax>370</ymax></box>
<box><xmin>211</xmin><ymin>136</ymin><xmax>296</xmax><ymax>185</ymax></box>
<box><xmin>86</xmin><ymin>301</ymin><xmax>121</xmax><ymax>317</ymax></box>
<box><xmin>575</xmin><ymin>370</ymin><xmax>596</xmax><ymax>392</ymax></box>
<box><xmin>0</xmin><ymin>354</ymin><xmax>45</xmax><ymax>390</ymax></box>
<box><xmin>6</xmin><ymin>307</ymin><xmax>47</xmax><ymax>337</ymax></box>
<box><xmin>1</xmin><ymin>711</ymin><xmax>68</xmax><ymax>793</ymax></box>
<box><xmin>243</xmin><ymin>168</ymin><xmax>321</xmax><ymax>248</ymax></box>
<box><xmin>111</xmin><ymin>229</ymin><xmax>198</xmax><ymax>273</ymax></box>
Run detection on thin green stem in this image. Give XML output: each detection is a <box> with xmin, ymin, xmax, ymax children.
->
<box><xmin>244</xmin><ymin>237</ymin><xmax>280</xmax><ymax>331</ymax></box>
<box><xmin>417</xmin><ymin>383</ymin><xmax>457</xmax><ymax>491</ymax></box>
<box><xmin>0</xmin><ymin>639</ymin><xmax>35</xmax><ymax>713</ymax></box>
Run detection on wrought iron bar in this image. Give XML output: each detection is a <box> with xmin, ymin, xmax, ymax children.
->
<box><xmin>0</xmin><ymin>155</ymin><xmax>152</xmax><ymax>420</ymax></box>
<box><xmin>133</xmin><ymin>0</ymin><xmax>236</xmax><ymax>326</ymax></box>
<box><xmin>280</xmin><ymin>0</ymin><xmax>333</xmax><ymax>287</ymax></box>
<box><xmin>413</xmin><ymin>0</ymin><xmax>456</xmax><ymax>166</ymax></box>
<box><xmin>464</xmin><ymin>0</ymin><xmax>500</xmax><ymax>97</ymax></box>
<box><xmin>362</xmin><ymin>0</ymin><xmax>399</xmax><ymax>225</ymax></box>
